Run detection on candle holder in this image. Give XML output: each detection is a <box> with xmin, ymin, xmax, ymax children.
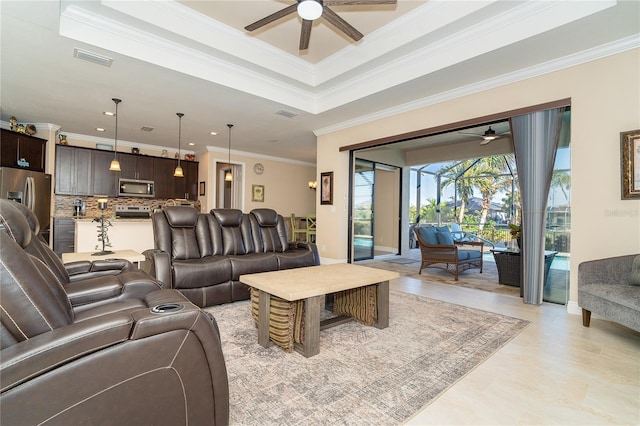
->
<box><xmin>92</xmin><ymin>199</ymin><xmax>114</xmax><ymax>255</ymax></box>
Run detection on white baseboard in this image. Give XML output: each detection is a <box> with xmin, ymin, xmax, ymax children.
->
<box><xmin>566</xmin><ymin>300</ymin><xmax>581</xmax><ymax>315</ymax></box>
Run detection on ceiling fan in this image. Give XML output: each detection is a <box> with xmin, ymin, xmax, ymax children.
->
<box><xmin>459</xmin><ymin>126</ymin><xmax>511</xmax><ymax>145</ymax></box>
<box><xmin>245</xmin><ymin>0</ymin><xmax>397</xmax><ymax>50</ymax></box>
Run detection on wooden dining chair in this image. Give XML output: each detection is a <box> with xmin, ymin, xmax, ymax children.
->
<box><xmin>290</xmin><ymin>214</ymin><xmax>307</xmax><ymax>242</ymax></box>
<box><xmin>305</xmin><ymin>214</ymin><xmax>317</xmax><ymax>243</ymax></box>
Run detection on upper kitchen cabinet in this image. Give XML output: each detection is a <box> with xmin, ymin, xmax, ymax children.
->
<box><xmin>153</xmin><ymin>157</ymin><xmax>198</xmax><ymax>200</ymax></box>
<box><xmin>92</xmin><ymin>150</ymin><xmax>118</xmax><ymax>196</ymax></box>
<box><xmin>117</xmin><ymin>152</ymin><xmax>154</xmax><ymax>181</ymax></box>
<box><xmin>55</xmin><ymin>145</ymin><xmax>92</xmax><ymax>195</ymax></box>
<box><xmin>1</xmin><ymin>128</ymin><xmax>47</xmax><ymax>172</ymax></box>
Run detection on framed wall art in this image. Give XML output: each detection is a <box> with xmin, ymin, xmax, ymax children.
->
<box><xmin>320</xmin><ymin>171</ymin><xmax>333</xmax><ymax>205</ymax></box>
<box><xmin>621</xmin><ymin>129</ymin><xmax>640</xmax><ymax>199</ymax></box>
<box><xmin>199</xmin><ymin>181</ymin><xmax>205</xmax><ymax>196</ymax></box>
<box><xmin>252</xmin><ymin>184</ymin><xmax>265</xmax><ymax>202</ymax></box>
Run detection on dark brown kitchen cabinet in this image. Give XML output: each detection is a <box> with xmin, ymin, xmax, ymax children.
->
<box><xmin>118</xmin><ymin>153</ymin><xmax>154</xmax><ymax>181</ymax></box>
<box><xmin>92</xmin><ymin>150</ymin><xmax>118</xmax><ymax>196</ymax></box>
<box><xmin>53</xmin><ymin>217</ymin><xmax>75</xmax><ymax>257</ymax></box>
<box><xmin>1</xmin><ymin>128</ymin><xmax>47</xmax><ymax>172</ymax></box>
<box><xmin>153</xmin><ymin>157</ymin><xmax>198</xmax><ymax>200</ymax></box>
<box><xmin>55</xmin><ymin>145</ymin><xmax>92</xmax><ymax>195</ymax></box>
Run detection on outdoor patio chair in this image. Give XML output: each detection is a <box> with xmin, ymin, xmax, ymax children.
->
<box><xmin>414</xmin><ymin>225</ymin><xmax>484</xmax><ymax>280</ymax></box>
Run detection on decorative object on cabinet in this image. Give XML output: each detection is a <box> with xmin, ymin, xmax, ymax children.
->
<box><xmin>252</xmin><ymin>184</ymin><xmax>264</xmax><ymax>202</ymax></box>
<box><xmin>253</xmin><ymin>163</ymin><xmax>264</xmax><ymax>175</ymax></box>
<box><xmin>174</xmin><ymin>113</ymin><xmax>185</xmax><ymax>178</ymax></box>
<box><xmin>59</xmin><ymin>134</ymin><xmax>69</xmax><ymax>145</ymax></box>
<box><xmin>95</xmin><ymin>143</ymin><xmax>112</xmax><ymax>150</ymax></box>
<box><xmin>16</xmin><ymin>124</ymin><xmax>25</xmax><ymax>134</ymax></box>
<box><xmin>25</xmin><ymin>124</ymin><xmax>37</xmax><ymax>136</ymax></box>
<box><xmin>161</xmin><ymin>149</ymin><xmax>168</xmax><ymax>158</ymax></box>
<box><xmin>199</xmin><ymin>181</ymin><xmax>205</xmax><ymax>196</ymax></box>
<box><xmin>108</xmin><ymin>98</ymin><xmax>122</xmax><ymax>171</ymax></box>
<box><xmin>621</xmin><ymin>128</ymin><xmax>640</xmax><ymax>199</ymax></box>
<box><xmin>225</xmin><ymin>124</ymin><xmax>234</xmax><ymax>182</ymax></box>
<box><xmin>9</xmin><ymin>116</ymin><xmax>17</xmax><ymax>131</ymax></box>
<box><xmin>92</xmin><ymin>198</ymin><xmax>114</xmax><ymax>255</ymax></box>
<box><xmin>131</xmin><ymin>147</ymin><xmax>140</xmax><ymax>155</ymax></box>
<box><xmin>185</xmin><ymin>154</ymin><xmax>195</xmax><ymax>161</ymax></box>
<box><xmin>320</xmin><ymin>171</ymin><xmax>333</xmax><ymax>205</ymax></box>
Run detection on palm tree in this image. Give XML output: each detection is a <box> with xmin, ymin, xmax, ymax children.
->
<box><xmin>439</xmin><ymin>160</ymin><xmax>475</xmax><ymax>223</ymax></box>
<box><xmin>473</xmin><ymin>156</ymin><xmax>513</xmax><ymax>231</ymax></box>
<box><xmin>550</xmin><ymin>169</ymin><xmax>571</xmax><ymax>203</ymax></box>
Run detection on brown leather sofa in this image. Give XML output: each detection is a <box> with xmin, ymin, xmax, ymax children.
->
<box><xmin>0</xmin><ymin>201</ymin><xmax>229</xmax><ymax>425</ymax></box>
<box><xmin>1</xmin><ymin>200</ymin><xmax>163</xmax><ymax>313</ymax></box>
<box><xmin>143</xmin><ymin>207</ymin><xmax>320</xmax><ymax>307</ymax></box>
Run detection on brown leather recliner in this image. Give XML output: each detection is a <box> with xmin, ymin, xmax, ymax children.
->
<box><xmin>0</xmin><ymin>210</ymin><xmax>230</xmax><ymax>425</ymax></box>
<box><xmin>0</xmin><ymin>200</ymin><xmax>164</xmax><ymax>312</ymax></box>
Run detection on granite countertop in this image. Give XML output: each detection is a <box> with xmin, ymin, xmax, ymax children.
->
<box><xmin>56</xmin><ymin>216</ymin><xmax>151</xmax><ymax>222</ymax></box>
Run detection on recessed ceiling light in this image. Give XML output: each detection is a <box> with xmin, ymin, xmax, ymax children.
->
<box><xmin>96</xmin><ymin>128</ymin><xmax>105</xmax><ymax>132</ymax></box>
<box><xmin>210</xmin><ymin>131</ymin><xmax>218</xmax><ymax>136</ymax></box>
<box><xmin>188</xmin><ymin>142</ymin><xmax>195</xmax><ymax>146</ymax></box>
<box><xmin>103</xmin><ymin>111</ymin><xmax>115</xmax><ymax>116</ymax></box>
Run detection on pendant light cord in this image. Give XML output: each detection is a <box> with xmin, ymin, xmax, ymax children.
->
<box><xmin>177</xmin><ymin>113</ymin><xmax>184</xmax><ymax>167</ymax></box>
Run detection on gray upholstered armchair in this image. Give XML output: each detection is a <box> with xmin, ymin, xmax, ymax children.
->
<box><xmin>578</xmin><ymin>254</ymin><xmax>640</xmax><ymax>333</ymax></box>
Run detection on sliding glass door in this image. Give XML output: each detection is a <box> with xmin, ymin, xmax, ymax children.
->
<box><xmin>353</xmin><ymin>159</ymin><xmax>375</xmax><ymax>261</ymax></box>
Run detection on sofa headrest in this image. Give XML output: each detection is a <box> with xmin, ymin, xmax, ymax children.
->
<box><xmin>0</xmin><ymin>199</ymin><xmax>33</xmax><ymax>248</ymax></box>
<box><xmin>163</xmin><ymin>206</ymin><xmax>199</xmax><ymax>228</ymax></box>
<box><xmin>11</xmin><ymin>201</ymin><xmax>40</xmax><ymax>234</ymax></box>
<box><xmin>211</xmin><ymin>209</ymin><xmax>243</xmax><ymax>227</ymax></box>
<box><xmin>251</xmin><ymin>209</ymin><xmax>278</xmax><ymax>227</ymax></box>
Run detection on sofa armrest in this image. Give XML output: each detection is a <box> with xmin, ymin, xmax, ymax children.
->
<box><xmin>66</xmin><ymin>259</ymin><xmax>134</xmax><ymax>282</ymax></box>
<box><xmin>292</xmin><ymin>241</ymin><xmax>321</xmax><ymax>265</ymax></box>
<box><xmin>64</xmin><ymin>279</ymin><xmax>122</xmax><ymax>306</ymax></box>
<box><xmin>141</xmin><ymin>249</ymin><xmax>173</xmax><ymax>288</ymax></box>
<box><xmin>578</xmin><ymin>254</ymin><xmax>637</xmax><ymax>286</ymax></box>
<box><xmin>0</xmin><ymin>312</ymin><xmax>133</xmax><ymax>393</ymax></box>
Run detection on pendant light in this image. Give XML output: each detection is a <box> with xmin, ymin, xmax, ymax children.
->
<box><xmin>174</xmin><ymin>113</ymin><xmax>184</xmax><ymax>178</ymax></box>
<box><xmin>225</xmin><ymin>124</ymin><xmax>233</xmax><ymax>182</ymax></box>
<box><xmin>109</xmin><ymin>98</ymin><xmax>122</xmax><ymax>171</ymax></box>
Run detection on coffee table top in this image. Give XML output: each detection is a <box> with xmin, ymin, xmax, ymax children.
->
<box><xmin>240</xmin><ymin>263</ymin><xmax>399</xmax><ymax>301</ymax></box>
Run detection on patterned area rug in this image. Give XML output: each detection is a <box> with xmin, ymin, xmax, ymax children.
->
<box><xmin>207</xmin><ymin>290</ymin><xmax>529</xmax><ymax>425</ymax></box>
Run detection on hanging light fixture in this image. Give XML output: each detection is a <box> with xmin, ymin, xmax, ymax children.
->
<box><xmin>174</xmin><ymin>113</ymin><xmax>184</xmax><ymax>178</ymax></box>
<box><xmin>109</xmin><ymin>98</ymin><xmax>122</xmax><ymax>171</ymax></box>
<box><xmin>225</xmin><ymin>124</ymin><xmax>233</xmax><ymax>182</ymax></box>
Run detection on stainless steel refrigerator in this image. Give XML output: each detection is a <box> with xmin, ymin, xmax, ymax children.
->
<box><xmin>0</xmin><ymin>167</ymin><xmax>52</xmax><ymax>233</ymax></box>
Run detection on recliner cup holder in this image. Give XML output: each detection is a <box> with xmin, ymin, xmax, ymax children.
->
<box><xmin>151</xmin><ymin>303</ymin><xmax>184</xmax><ymax>314</ymax></box>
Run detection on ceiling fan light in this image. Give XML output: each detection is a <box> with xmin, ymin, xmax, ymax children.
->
<box><xmin>298</xmin><ymin>0</ymin><xmax>322</xmax><ymax>20</ymax></box>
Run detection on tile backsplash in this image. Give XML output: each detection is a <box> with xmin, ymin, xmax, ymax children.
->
<box><xmin>54</xmin><ymin>195</ymin><xmax>200</xmax><ymax>218</ymax></box>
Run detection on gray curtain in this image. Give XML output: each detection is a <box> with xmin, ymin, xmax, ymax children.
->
<box><xmin>511</xmin><ymin>107</ymin><xmax>565</xmax><ymax>305</ymax></box>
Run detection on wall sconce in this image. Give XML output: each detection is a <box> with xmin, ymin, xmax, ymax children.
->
<box><xmin>308</xmin><ymin>180</ymin><xmax>317</xmax><ymax>190</ymax></box>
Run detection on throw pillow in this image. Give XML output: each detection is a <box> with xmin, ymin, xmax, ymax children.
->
<box><xmin>436</xmin><ymin>231</ymin><xmax>455</xmax><ymax>246</ymax></box>
<box><xmin>630</xmin><ymin>255</ymin><xmax>640</xmax><ymax>286</ymax></box>
<box><xmin>417</xmin><ymin>226</ymin><xmax>439</xmax><ymax>245</ymax></box>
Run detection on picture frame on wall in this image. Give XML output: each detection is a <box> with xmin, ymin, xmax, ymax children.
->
<box><xmin>199</xmin><ymin>181</ymin><xmax>205</xmax><ymax>196</ymax></box>
<box><xmin>621</xmin><ymin>129</ymin><xmax>640</xmax><ymax>199</ymax></box>
<box><xmin>320</xmin><ymin>171</ymin><xmax>333</xmax><ymax>205</ymax></box>
<box><xmin>252</xmin><ymin>184</ymin><xmax>265</xmax><ymax>202</ymax></box>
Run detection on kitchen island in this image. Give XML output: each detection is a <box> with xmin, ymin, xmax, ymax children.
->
<box><xmin>74</xmin><ymin>217</ymin><xmax>154</xmax><ymax>254</ymax></box>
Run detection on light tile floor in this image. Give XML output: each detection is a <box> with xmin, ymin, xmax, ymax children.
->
<box><xmin>390</xmin><ymin>277</ymin><xmax>640</xmax><ymax>425</ymax></box>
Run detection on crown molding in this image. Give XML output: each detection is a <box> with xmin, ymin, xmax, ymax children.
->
<box><xmin>61</xmin><ymin>131</ymin><xmax>195</xmax><ymax>155</ymax></box>
<box><xmin>205</xmin><ymin>145</ymin><xmax>315</xmax><ymax>168</ymax></box>
<box><xmin>315</xmin><ymin>35</ymin><xmax>639</xmax><ymax>136</ymax></box>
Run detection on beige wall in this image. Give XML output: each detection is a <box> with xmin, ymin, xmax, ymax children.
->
<box><xmin>202</xmin><ymin>149</ymin><xmax>316</xmax><ymax>218</ymax></box>
<box><xmin>316</xmin><ymin>49</ymin><xmax>640</xmax><ymax>308</ymax></box>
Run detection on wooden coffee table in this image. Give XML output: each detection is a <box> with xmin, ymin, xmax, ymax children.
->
<box><xmin>240</xmin><ymin>263</ymin><xmax>399</xmax><ymax>357</ymax></box>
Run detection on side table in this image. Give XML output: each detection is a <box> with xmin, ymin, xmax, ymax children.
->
<box><xmin>490</xmin><ymin>249</ymin><xmax>557</xmax><ymax>297</ymax></box>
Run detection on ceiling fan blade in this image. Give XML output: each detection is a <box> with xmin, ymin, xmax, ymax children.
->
<box><xmin>324</xmin><ymin>0</ymin><xmax>397</xmax><ymax>5</ymax></box>
<box><xmin>458</xmin><ymin>132</ymin><xmax>485</xmax><ymax>138</ymax></box>
<box><xmin>299</xmin><ymin>19</ymin><xmax>312</xmax><ymax>50</ymax></box>
<box><xmin>245</xmin><ymin>4</ymin><xmax>297</xmax><ymax>32</ymax></box>
<box><xmin>322</xmin><ymin>7</ymin><xmax>363</xmax><ymax>41</ymax></box>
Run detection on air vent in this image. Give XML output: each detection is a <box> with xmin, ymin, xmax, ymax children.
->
<box><xmin>73</xmin><ymin>48</ymin><xmax>113</xmax><ymax>67</ymax></box>
<box><xmin>140</xmin><ymin>127</ymin><xmax>154</xmax><ymax>132</ymax></box>
<box><xmin>275</xmin><ymin>109</ymin><xmax>298</xmax><ymax>119</ymax></box>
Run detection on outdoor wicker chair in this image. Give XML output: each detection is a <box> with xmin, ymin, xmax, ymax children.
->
<box><xmin>414</xmin><ymin>225</ymin><xmax>484</xmax><ymax>280</ymax></box>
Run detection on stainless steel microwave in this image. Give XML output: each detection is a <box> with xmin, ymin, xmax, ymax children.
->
<box><xmin>118</xmin><ymin>179</ymin><xmax>155</xmax><ymax>198</ymax></box>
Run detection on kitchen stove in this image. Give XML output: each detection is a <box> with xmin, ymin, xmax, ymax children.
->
<box><xmin>115</xmin><ymin>205</ymin><xmax>151</xmax><ymax>219</ymax></box>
